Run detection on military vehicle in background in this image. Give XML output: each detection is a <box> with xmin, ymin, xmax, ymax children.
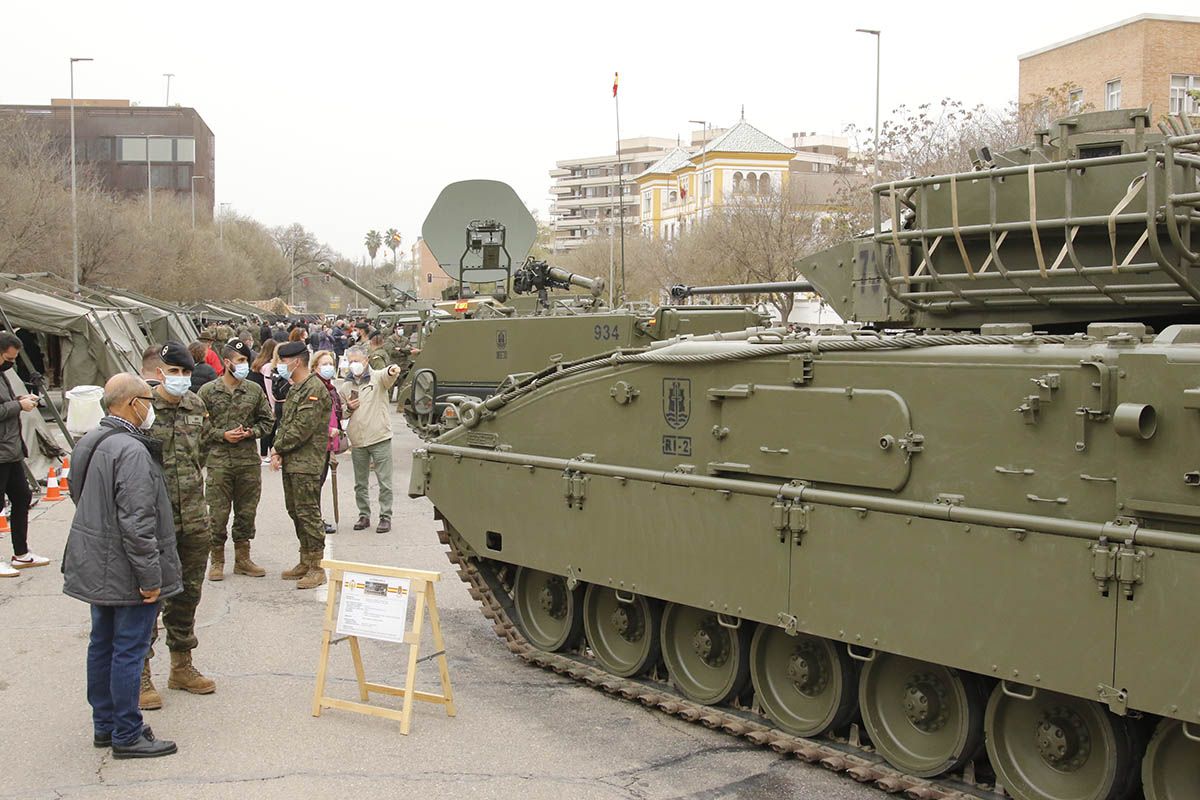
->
<box><xmin>396</xmin><ymin>179</ymin><xmax>776</xmax><ymax>436</ymax></box>
<box><xmin>316</xmin><ymin>263</ymin><xmax>433</xmax><ymax>336</ymax></box>
<box><xmin>413</xmin><ymin>109</ymin><xmax>1200</xmax><ymax>800</ymax></box>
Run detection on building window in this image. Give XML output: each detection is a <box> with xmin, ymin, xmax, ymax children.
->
<box><xmin>119</xmin><ymin>136</ymin><xmax>146</xmax><ymax>162</ymax></box>
<box><xmin>176</xmin><ymin>137</ymin><xmax>196</xmax><ymax>163</ymax></box>
<box><xmin>669</xmin><ymin>190</ymin><xmax>678</xmax><ymax>205</ymax></box>
<box><xmin>702</xmin><ymin>171</ymin><xmax>712</xmax><ymax>200</ymax></box>
<box><xmin>733</xmin><ymin>171</ymin><xmax>743</xmax><ymax>192</ymax></box>
<box><xmin>1068</xmin><ymin>88</ymin><xmax>1083</xmax><ymax>113</ymax></box>
<box><xmin>176</xmin><ymin>166</ymin><xmax>191</xmax><ymax>189</ymax></box>
<box><xmin>1105</xmin><ymin>79</ymin><xmax>1121</xmax><ymax>111</ymax></box>
<box><xmin>148</xmin><ymin>138</ymin><xmax>172</xmax><ymax>162</ymax></box>
<box><xmin>758</xmin><ymin>173</ymin><xmax>771</xmax><ymax>195</ymax></box>
<box><xmin>643</xmin><ymin>192</ymin><xmax>651</xmax><ymax>213</ymax></box>
<box><xmin>150</xmin><ymin>165</ymin><xmax>174</xmax><ymax>189</ymax></box>
<box><xmin>1170</xmin><ymin>75</ymin><xmax>1200</xmax><ymax>115</ymax></box>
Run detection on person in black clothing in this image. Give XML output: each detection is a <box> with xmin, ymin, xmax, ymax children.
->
<box><xmin>0</xmin><ymin>331</ymin><xmax>47</xmax><ymax>578</ymax></box>
<box><xmin>186</xmin><ymin>342</ymin><xmax>218</xmax><ymax>394</ymax></box>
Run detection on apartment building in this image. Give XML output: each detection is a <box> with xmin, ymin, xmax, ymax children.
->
<box><xmin>549</xmin><ymin>136</ymin><xmax>676</xmax><ymax>252</ymax></box>
<box><xmin>0</xmin><ymin>99</ymin><xmax>215</xmax><ymax>218</ymax></box>
<box><xmin>1018</xmin><ymin>14</ymin><xmax>1200</xmax><ymax>119</ymax></box>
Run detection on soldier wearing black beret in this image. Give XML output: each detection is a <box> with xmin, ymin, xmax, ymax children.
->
<box><xmin>198</xmin><ymin>338</ymin><xmax>274</xmax><ymax>583</ymax></box>
<box><xmin>270</xmin><ymin>339</ymin><xmax>331</xmax><ymax>589</ymax></box>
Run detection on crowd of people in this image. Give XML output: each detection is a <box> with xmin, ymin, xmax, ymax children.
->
<box><xmin>0</xmin><ymin>314</ymin><xmax>420</xmax><ymax>758</ymax></box>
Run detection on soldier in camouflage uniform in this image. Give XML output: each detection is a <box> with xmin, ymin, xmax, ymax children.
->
<box><xmin>198</xmin><ymin>340</ymin><xmax>274</xmax><ymax>581</ymax></box>
<box><xmin>214</xmin><ymin>322</ymin><xmax>235</xmax><ymax>343</ymax></box>
<box><xmin>236</xmin><ymin>320</ymin><xmax>260</xmax><ymax>347</ymax></box>
<box><xmin>367</xmin><ymin>330</ymin><xmax>389</xmax><ymax>371</ymax></box>
<box><xmin>270</xmin><ymin>340</ymin><xmax>332</xmax><ymax>589</ymax></box>
<box><xmin>140</xmin><ymin>341</ymin><xmax>215</xmax><ymax>710</ymax></box>
<box><xmin>383</xmin><ymin>326</ymin><xmax>414</xmax><ymax>401</ymax></box>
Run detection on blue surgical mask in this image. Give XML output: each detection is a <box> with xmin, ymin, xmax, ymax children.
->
<box><xmin>231</xmin><ymin>362</ymin><xmax>250</xmax><ymax>380</ymax></box>
<box><xmin>318</xmin><ymin>365</ymin><xmax>336</xmax><ymax>380</ymax></box>
<box><xmin>163</xmin><ymin>375</ymin><xmax>191</xmax><ymax>397</ymax></box>
<box><xmin>276</xmin><ymin>362</ymin><xmax>292</xmax><ymax>380</ymax></box>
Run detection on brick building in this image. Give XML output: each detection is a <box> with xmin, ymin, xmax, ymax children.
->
<box><xmin>1018</xmin><ymin>14</ymin><xmax>1200</xmax><ymax>119</ymax></box>
<box><xmin>0</xmin><ymin>99</ymin><xmax>215</xmax><ymax>219</ymax></box>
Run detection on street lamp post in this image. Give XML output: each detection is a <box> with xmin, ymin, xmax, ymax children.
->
<box><xmin>163</xmin><ymin>73</ymin><xmax>174</xmax><ymax>106</ymax></box>
<box><xmin>219</xmin><ymin>202</ymin><xmax>231</xmax><ymax>242</ymax></box>
<box><xmin>856</xmin><ymin>28</ymin><xmax>881</xmax><ymax>178</ymax></box>
<box><xmin>69</xmin><ymin>57</ymin><xmax>93</xmax><ymax>295</ymax></box>
<box><xmin>142</xmin><ymin>133</ymin><xmax>166</xmax><ymax>222</ymax></box>
<box><xmin>190</xmin><ymin>175</ymin><xmax>206</xmax><ymax>229</ymax></box>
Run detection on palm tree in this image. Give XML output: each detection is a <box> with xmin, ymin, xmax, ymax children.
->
<box><xmin>364</xmin><ymin>230</ymin><xmax>382</xmax><ymax>265</ymax></box>
<box><xmin>385</xmin><ymin>228</ymin><xmax>401</xmax><ymax>266</ymax></box>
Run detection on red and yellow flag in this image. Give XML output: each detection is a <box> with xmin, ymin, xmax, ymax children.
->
<box><xmin>612</xmin><ymin>72</ymin><xmax>619</xmax><ymax>98</ymax></box>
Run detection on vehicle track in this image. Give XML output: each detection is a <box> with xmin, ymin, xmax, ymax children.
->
<box><xmin>437</xmin><ymin>522</ymin><xmax>1009</xmax><ymax>800</ymax></box>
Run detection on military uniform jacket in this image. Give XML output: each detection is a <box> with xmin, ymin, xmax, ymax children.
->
<box><xmin>368</xmin><ymin>344</ymin><xmax>389</xmax><ymax>371</ymax></box>
<box><xmin>198</xmin><ymin>378</ymin><xmax>274</xmax><ymax>468</ymax></box>
<box><xmin>384</xmin><ymin>333</ymin><xmax>411</xmax><ymax>367</ymax></box>
<box><xmin>273</xmin><ymin>373</ymin><xmax>332</xmax><ymax>475</ymax></box>
<box><xmin>148</xmin><ymin>390</ymin><xmax>209</xmax><ymax>537</ymax></box>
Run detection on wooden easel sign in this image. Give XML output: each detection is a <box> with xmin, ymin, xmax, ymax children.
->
<box><xmin>312</xmin><ymin>559</ymin><xmax>456</xmax><ymax>734</ymax></box>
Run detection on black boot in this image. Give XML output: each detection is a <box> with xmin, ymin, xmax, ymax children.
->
<box><xmin>112</xmin><ymin>726</ymin><xmax>178</xmax><ymax>759</ymax></box>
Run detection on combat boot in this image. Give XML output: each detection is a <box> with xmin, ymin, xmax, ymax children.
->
<box><xmin>167</xmin><ymin>651</ymin><xmax>216</xmax><ymax>694</ymax></box>
<box><xmin>207</xmin><ymin>548</ymin><xmax>225</xmax><ymax>582</ymax></box>
<box><xmin>281</xmin><ymin>549</ymin><xmax>307</xmax><ymax>580</ymax></box>
<box><xmin>139</xmin><ymin>661</ymin><xmax>162</xmax><ymax>710</ymax></box>
<box><xmin>296</xmin><ymin>551</ymin><xmax>326</xmax><ymax>590</ymax></box>
<box><xmin>233</xmin><ymin>541</ymin><xmax>266</xmax><ymax>577</ymax></box>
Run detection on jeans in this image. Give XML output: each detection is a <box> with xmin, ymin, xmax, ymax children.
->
<box><xmin>87</xmin><ymin>603</ymin><xmax>159</xmax><ymax>745</ymax></box>
<box><xmin>351</xmin><ymin>439</ymin><xmax>393</xmax><ymax>519</ymax></box>
<box><xmin>0</xmin><ymin>460</ymin><xmax>31</xmax><ymax>556</ymax></box>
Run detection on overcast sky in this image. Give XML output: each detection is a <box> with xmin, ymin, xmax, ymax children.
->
<box><xmin>4</xmin><ymin>1</ymin><xmax>1197</xmax><ymax>263</ymax></box>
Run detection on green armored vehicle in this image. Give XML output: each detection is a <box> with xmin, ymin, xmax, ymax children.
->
<box><xmin>412</xmin><ymin>109</ymin><xmax>1200</xmax><ymax>800</ymax></box>
<box><xmin>393</xmin><ymin>179</ymin><xmax>773</xmax><ymax>436</ymax></box>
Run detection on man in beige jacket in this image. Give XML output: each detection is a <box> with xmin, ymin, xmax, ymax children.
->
<box><xmin>337</xmin><ymin>347</ymin><xmax>400</xmax><ymax>533</ymax></box>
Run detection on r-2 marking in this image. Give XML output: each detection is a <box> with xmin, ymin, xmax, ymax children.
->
<box><xmin>662</xmin><ymin>435</ymin><xmax>692</xmax><ymax>456</ymax></box>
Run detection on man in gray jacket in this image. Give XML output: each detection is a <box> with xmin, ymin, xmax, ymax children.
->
<box><xmin>62</xmin><ymin>374</ymin><xmax>182</xmax><ymax>759</ymax></box>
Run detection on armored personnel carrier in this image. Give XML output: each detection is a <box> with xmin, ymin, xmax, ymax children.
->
<box><xmin>412</xmin><ymin>109</ymin><xmax>1200</xmax><ymax>800</ymax></box>
<box><xmin>392</xmin><ymin>180</ymin><xmax>775</xmax><ymax>436</ymax></box>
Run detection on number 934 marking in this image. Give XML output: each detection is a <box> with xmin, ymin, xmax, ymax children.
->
<box><xmin>594</xmin><ymin>324</ymin><xmax>620</xmax><ymax>341</ymax></box>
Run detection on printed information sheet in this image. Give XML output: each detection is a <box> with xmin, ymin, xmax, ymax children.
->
<box><xmin>335</xmin><ymin>571</ymin><xmax>411</xmax><ymax>644</ymax></box>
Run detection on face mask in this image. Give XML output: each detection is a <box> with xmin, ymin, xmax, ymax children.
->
<box><xmin>0</xmin><ymin>359</ymin><xmax>13</xmax><ymax>372</ymax></box>
<box><xmin>231</xmin><ymin>363</ymin><xmax>250</xmax><ymax>381</ymax></box>
<box><xmin>162</xmin><ymin>375</ymin><xmax>191</xmax><ymax>397</ymax></box>
<box><xmin>318</xmin><ymin>364</ymin><xmax>336</xmax><ymax>381</ymax></box>
<box><xmin>135</xmin><ymin>399</ymin><xmax>155</xmax><ymax>430</ymax></box>
<box><xmin>349</xmin><ymin>362</ymin><xmax>366</xmax><ymax>377</ymax></box>
<box><xmin>276</xmin><ymin>362</ymin><xmax>292</xmax><ymax>380</ymax></box>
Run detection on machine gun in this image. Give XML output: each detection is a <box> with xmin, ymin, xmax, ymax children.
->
<box><xmin>317</xmin><ymin>263</ymin><xmax>420</xmax><ymax>313</ymax></box>
<box><xmin>512</xmin><ymin>257</ymin><xmax>606</xmax><ymax>311</ymax></box>
<box><xmin>669</xmin><ymin>280</ymin><xmax>815</xmax><ymax>303</ymax></box>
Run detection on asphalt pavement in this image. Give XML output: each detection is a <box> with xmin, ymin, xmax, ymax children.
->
<box><xmin>0</xmin><ymin>414</ymin><xmax>879</xmax><ymax>800</ymax></box>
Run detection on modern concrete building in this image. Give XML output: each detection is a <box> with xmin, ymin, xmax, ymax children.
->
<box><xmin>548</xmin><ymin>136</ymin><xmax>677</xmax><ymax>252</ymax></box>
<box><xmin>0</xmin><ymin>99</ymin><xmax>215</xmax><ymax>219</ymax></box>
<box><xmin>1018</xmin><ymin>14</ymin><xmax>1200</xmax><ymax>120</ymax></box>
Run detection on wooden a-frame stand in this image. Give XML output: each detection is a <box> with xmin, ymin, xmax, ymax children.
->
<box><xmin>312</xmin><ymin>559</ymin><xmax>456</xmax><ymax>734</ymax></box>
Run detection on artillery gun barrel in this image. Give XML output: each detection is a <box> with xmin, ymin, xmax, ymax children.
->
<box><xmin>670</xmin><ymin>280</ymin><xmax>815</xmax><ymax>301</ymax></box>
<box><xmin>546</xmin><ymin>266</ymin><xmax>605</xmax><ymax>297</ymax></box>
<box><xmin>317</xmin><ymin>264</ymin><xmax>398</xmax><ymax>311</ymax></box>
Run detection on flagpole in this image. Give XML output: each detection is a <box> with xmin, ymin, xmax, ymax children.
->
<box><xmin>614</xmin><ymin>71</ymin><xmax>625</xmax><ymax>304</ymax></box>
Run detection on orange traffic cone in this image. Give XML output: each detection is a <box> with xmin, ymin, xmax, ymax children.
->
<box><xmin>59</xmin><ymin>457</ymin><xmax>70</xmax><ymax>492</ymax></box>
<box><xmin>44</xmin><ymin>468</ymin><xmax>63</xmax><ymax>502</ymax></box>
<box><xmin>0</xmin><ymin>508</ymin><xmax>9</xmax><ymax>534</ymax></box>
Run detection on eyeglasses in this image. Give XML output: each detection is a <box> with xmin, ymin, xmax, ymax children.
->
<box><xmin>133</xmin><ymin>396</ymin><xmax>153</xmax><ymax>402</ymax></box>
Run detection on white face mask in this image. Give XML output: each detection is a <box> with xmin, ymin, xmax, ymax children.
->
<box><xmin>136</xmin><ymin>399</ymin><xmax>155</xmax><ymax>430</ymax></box>
<box><xmin>349</xmin><ymin>362</ymin><xmax>366</xmax><ymax>377</ymax></box>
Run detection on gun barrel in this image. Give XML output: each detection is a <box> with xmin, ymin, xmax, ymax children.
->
<box><xmin>318</xmin><ymin>264</ymin><xmax>396</xmax><ymax>310</ymax></box>
<box><xmin>670</xmin><ymin>280</ymin><xmax>815</xmax><ymax>301</ymax></box>
<box><xmin>547</xmin><ymin>266</ymin><xmax>605</xmax><ymax>297</ymax></box>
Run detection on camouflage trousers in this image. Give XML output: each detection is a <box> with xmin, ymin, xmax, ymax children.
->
<box><xmin>150</xmin><ymin>527</ymin><xmax>209</xmax><ymax>655</ymax></box>
<box><xmin>207</xmin><ymin>463</ymin><xmax>262</xmax><ymax>547</ymax></box>
<box><xmin>283</xmin><ymin>472</ymin><xmax>324</xmax><ymax>552</ymax></box>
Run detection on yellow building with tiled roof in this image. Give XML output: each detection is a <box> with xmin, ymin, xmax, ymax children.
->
<box><xmin>636</xmin><ymin>119</ymin><xmax>796</xmax><ymax>240</ymax></box>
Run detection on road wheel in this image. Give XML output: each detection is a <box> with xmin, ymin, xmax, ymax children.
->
<box><xmin>583</xmin><ymin>585</ymin><xmax>662</xmax><ymax>677</ymax></box>
<box><xmin>512</xmin><ymin>567</ymin><xmax>582</xmax><ymax>652</ymax></box>
<box><xmin>859</xmin><ymin>653</ymin><xmax>986</xmax><ymax>777</ymax></box>
<box><xmin>750</xmin><ymin>625</ymin><xmax>858</xmax><ymax>737</ymax></box>
<box><xmin>660</xmin><ymin>603</ymin><xmax>749</xmax><ymax>705</ymax></box>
